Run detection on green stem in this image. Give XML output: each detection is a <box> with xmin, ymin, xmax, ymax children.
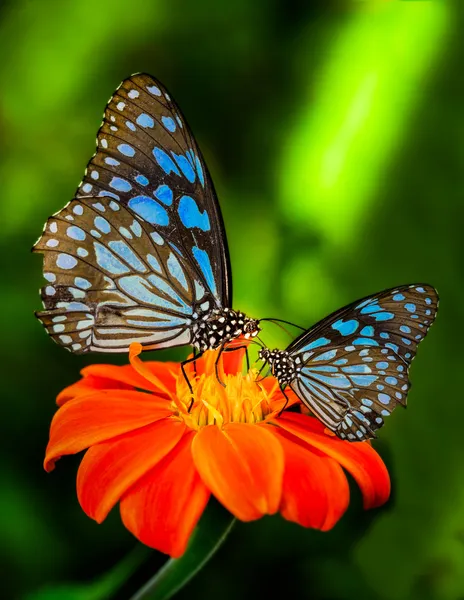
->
<box><xmin>130</xmin><ymin>501</ymin><xmax>236</xmax><ymax>600</ymax></box>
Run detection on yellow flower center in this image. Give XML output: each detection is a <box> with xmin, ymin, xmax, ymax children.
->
<box><xmin>174</xmin><ymin>369</ymin><xmax>278</xmax><ymax>430</ymax></box>
<box><xmin>128</xmin><ymin>343</ymin><xmax>281</xmax><ymax>431</ymax></box>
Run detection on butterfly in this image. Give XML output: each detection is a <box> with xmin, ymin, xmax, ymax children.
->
<box><xmin>33</xmin><ymin>73</ymin><xmax>260</xmax><ymax>361</ymax></box>
<box><xmin>258</xmin><ymin>284</ymin><xmax>438</xmax><ymax>441</ymax></box>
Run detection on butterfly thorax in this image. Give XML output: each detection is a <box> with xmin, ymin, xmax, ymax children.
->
<box><xmin>191</xmin><ymin>308</ymin><xmax>260</xmax><ymax>352</ymax></box>
<box><xmin>259</xmin><ymin>348</ymin><xmax>299</xmax><ymax>386</ymax></box>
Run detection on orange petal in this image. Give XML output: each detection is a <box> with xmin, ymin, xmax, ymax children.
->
<box><xmin>258</xmin><ymin>376</ymin><xmax>282</xmax><ymax>398</ymax></box>
<box><xmin>176</xmin><ymin>341</ymin><xmax>248</xmax><ymax>384</ymax></box>
<box><xmin>258</xmin><ymin>379</ymin><xmax>300</xmax><ymax>412</ymax></box>
<box><xmin>129</xmin><ymin>343</ymin><xmax>176</xmax><ymax>397</ymax></box>
<box><xmin>45</xmin><ymin>390</ymin><xmax>172</xmax><ymax>472</ymax></box>
<box><xmin>271</xmin><ymin>428</ymin><xmax>349</xmax><ymax>530</ymax></box>
<box><xmin>274</xmin><ymin>413</ymin><xmax>390</xmax><ymax>509</ymax></box>
<box><xmin>195</xmin><ymin>348</ymin><xmax>223</xmax><ymax>379</ymax></box>
<box><xmin>222</xmin><ymin>337</ymin><xmax>251</xmax><ymax>375</ymax></box>
<box><xmin>56</xmin><ymin>373</ymin><xmax>132</xmax><ymax>406</ymax></box>
<box><xmin>57</xmin><ymin>362</ymin><xmax>179</xmax><ymax>406</ymax></box>
<box><xmin>191</xmin><ymin>423</ymin><xmax>284</xmax><ymax>521</ymax></box>
<box><xmin>120</xmin><ymin>431</ymin><xmax>210</xmax><ymax>557</ymax></box>
<box><xmin>77</xmin><ymin>417</ymin><xmax>186</xmax><ymax>522</ymax></box>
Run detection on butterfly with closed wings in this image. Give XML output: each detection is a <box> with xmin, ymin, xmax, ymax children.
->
<box><xmin>258</xmin><ymin>284</ymin><xmax>438</xmax><ymax>441</ymax></box>
<box><xmin>33</xmin><ymin>73</ymin><xmax>260</xmax><ymax>375</ymax></box>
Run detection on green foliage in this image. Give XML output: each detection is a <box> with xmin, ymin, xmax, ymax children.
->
<box><xmin>23</xmin><ymin>546</ymin><xmax>149</xmax><ymax>600</ymax></box>
<box><xmin>2</xmin><ymin>0</ymin><xmax>463</xmax><ymax>599</ymax></box>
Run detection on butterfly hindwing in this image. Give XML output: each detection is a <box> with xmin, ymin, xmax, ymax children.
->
<box><xmin>288</xmin><ymin>284</ymin><xmax>438</xmax><ymax>440</ymax></box>
<box><xmin>76</xmin><ymin>73</ymin><xmax>230</xmax><ymax>309</ymax></box>
<box><xmin>293</xmin><ymin>345</ymin><xmax>410</xmax><ymax>440</ymax></box>
<box><xmin>33</xmin><ymin>196</ymin><xmax>216</xmax><ymax>353</ymax></box>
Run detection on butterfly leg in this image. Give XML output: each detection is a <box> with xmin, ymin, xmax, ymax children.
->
<box><xmin>223</xmin><ymin>344</ymin><xmax>250</xmax><ymax>369</ymax></box>
<box><xmin>181</xmin><ymin>352</ymin><xmax>203</xmax><ymax>411</ymax></box>
<box><xmin>230</xmin><ymin>345</ymin><xmax>250</xmax><ymax>371</ymax></box>
<box><xmin>216</xmin><ymin>344</ymin><xmax>250</xmax><ymax>387</ymax></box>
<box><xmin>214</xmin><ymin>344</ymin><xmax>226</xmax><ymax>387</ymax></box>
<box><xmin>278</xmin><ymin>385</ymin><xmax>290</xmax><ymax>416</ymax></box>
<box><xmin>254</xmin><ymin>361</ymin><xmax>269</xmax><ymax>383</ymax></box>
<box><xmin>192</xmin><ymin>347</ymin><xmax>198</xmax><ymax>377</ymax></box>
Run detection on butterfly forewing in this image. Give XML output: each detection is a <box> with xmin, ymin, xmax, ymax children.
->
<box><xmin>288</xmin><ymin>284</ymin><xmax>438</xmax><ymax>440</ymax></box>
<box><xmin>289</xmin><ymin>285</ymin><xmax>438</xmax><ymax>364</ymax></box>
<box><xmin>76</xmin><ymin>73</ymin><xmax>230</xmax><ymax>308</ymax></box>
<box><xmin>34</xmin><ymin>196</ymin><xmax>216</xmax><ymax>353</ymax></box>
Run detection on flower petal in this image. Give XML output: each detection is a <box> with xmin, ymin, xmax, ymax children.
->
<box><xmin>181</xmin><ymin>339</ymin><xmax>250</xmax><ymax>382</ymax></box>
<box><xmin>45</xmin><ymin>390</ymin><xmax>172</xmax><ymax>472</ymax></box>
<box><xmin>77</xmin><ymin>417</ymin><xmax>186</xmax><ymax>522</ymax></box>
<box><xmin>57</xmin><ymin>362</ymin><xmax>179</xmax><ymax>406</ymax></box>
<box><xmin>56</xmin><ymin>373</ymin><xmax>132</xmax><ymax>406</ymax></box>
<box><xmin>261</xmin><ymin>379</ymin><xmax>300</xmax><ymax>412</ymax></box>
<box><xmin>192</xmin><ymin>423</ymin><xmax>284</xmax><ymax>521</ymax></box>
<box><xmin>271</xmin><ymin>428</ymin><xmax>349</xmax><ymax>530</ymax></box>
<box><xmin>274</xmin><ymin>413</ymin><xmax>390</xmax><ymax>508</ymax></box>
<box><xmin>120</xmin><ymin>431</ymin><xmax>210</xmax><ymax>557</ymax></box>
<box><xmin>128</xmin><ymin>343</ymin><xmax>178</xmax><ymax>397</ymax></box>
<box><xmin>186</xmin><ymin>348</ymin><xmax>222</xmax><ymax>379</ymax></box>
<box><xmin>222</xmin><ymin>337</ymin><xmax>251</xmax><ymax>375</ymax></box>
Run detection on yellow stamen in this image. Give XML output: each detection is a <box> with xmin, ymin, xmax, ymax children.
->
<box><xmin>173</xmin><ymin>363</ymin><xmax>276</xmax><ymax>430</ymax></box>
<box><xmin>201</xmin><ymin>400</ymin><xmax>224</xmax><ymax>428</ymax></box>
<box><xmin>130</xmin><ymin>346</ymin><xmax>288</xmax><ymax>429</ymax></box>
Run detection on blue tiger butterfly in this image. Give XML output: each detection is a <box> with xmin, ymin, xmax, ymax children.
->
<box><xmin>259</xmin><ymin>284</ymin><xmax>438</xmax><ymax>441</ymax></box>
<box><xmin>33</xmin><ymin>73</ymin><xmax>260</xmax><ymax>356</ymax></box>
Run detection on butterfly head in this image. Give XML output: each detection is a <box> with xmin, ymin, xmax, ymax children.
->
<box><xmin>258</xmin><ymin>347</ymin><xmax>272</xmax><ymax>362</ymax></box>
<box><xmin>219</xmin><ymin>308</ymin><xmax>260</xmax><ymax>340</ymax></box>
<box><xmin>243</xmin><ymin>317</ymin><xmax>260</xmax><ymax>339</ymax></box>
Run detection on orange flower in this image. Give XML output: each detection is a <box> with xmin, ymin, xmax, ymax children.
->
<box><xmin>45</xmin><ymin>343</ymin><xmax>390</xmax><ymax>558</ymax></box>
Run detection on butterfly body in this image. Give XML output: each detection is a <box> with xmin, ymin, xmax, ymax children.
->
<box><xmin>192</xmin><ymin>307</ymin><xmax>259</xmax><ymax>353</ymax></box>
<box><xmin>34</xmin><ymin>73</ymin><xmax>260</xmax><ymax>355</ymax></box>
<box><xmin>259</xmin><ymin>284</ymin><xmax>438</xmax><ymax>441</ymax></box>
<box><xmin>258</xmin><ymin>348</ymin><xmax>300</xmax><ymax>385</ymax></box>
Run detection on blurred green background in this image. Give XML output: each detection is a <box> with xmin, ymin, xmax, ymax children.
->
<box><xmin>1</xmin><ymin>0</ymin><xmax>463</xmax><ymax>598</ymax></box>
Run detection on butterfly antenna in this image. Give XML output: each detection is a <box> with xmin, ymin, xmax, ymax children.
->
<box><xmin>258</xmin><ymin>319</ymin><xmax>297</xmax><ymax>340</ymax></box>
<box><xmin>254</xmin><ymin>336</ymin><xmax>265</xmax><ymax>348</ymax></box>
<box><xmin>254</xmin><ymin>361</ymin><xmax>270</xmax><ymax>383</ymax></box>
<box><xmin>259</xmin><ymin>317</ymin><xmax>306</xmax><ymax>332</ymax></box>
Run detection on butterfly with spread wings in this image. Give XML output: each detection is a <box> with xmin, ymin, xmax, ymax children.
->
<box><xmin>258</xmin><ymin>284</ymin><xmax>438</xmax><ymax>441</ymax></box>
<box><xmin>33</xmin><ymin>74</ymin><xmax>260</xmax><ymax>362</ymax></box>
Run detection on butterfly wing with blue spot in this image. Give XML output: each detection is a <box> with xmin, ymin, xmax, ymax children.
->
<box><xmin>76</xmin><ymin>73</ymin><xmax>230</xmax><ymax>311</ymax></box>
<box><xmin>34</xmin><ymin>73</ymin><xmax>233</xmax><ymax>353</ymax></box>
<box><xmin>286</xmin><ymin>285</ymin><xmax>438</xmax><ymax>440</ymax></box>
<box><xmin>33</xmin><ymin>196</ymin><xmax>215</xmax><ymax>353</ymax></box>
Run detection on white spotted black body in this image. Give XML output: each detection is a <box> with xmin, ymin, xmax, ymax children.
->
<box><xmin>258</xmin><ymin>348</ymin><xmax>299</xmax><ymax>385</ymax></box>
<box><xmin>192</xmin><ymin>308</ymin><xmax>260</xmax><ymax>352</ymax></box>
